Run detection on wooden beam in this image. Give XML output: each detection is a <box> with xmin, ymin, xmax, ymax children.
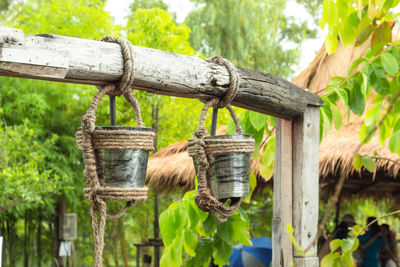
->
<box><xmin>272</xmin><ymin>118</ymin><xmax>293</xmax><ymax>267</ymax></box>
<box><xmin>0</xmin><ymin>27</ymin><xmax>323</xmax><ymax>119</ymax></box>
<box><xmin>292</xmin><ymin>106</ymin><xmax>320</xmax><ymax>266</ymax></box>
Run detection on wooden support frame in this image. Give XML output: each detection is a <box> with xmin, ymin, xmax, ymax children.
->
<box><xmin>0</xmin><ymin>27</ymin><xmax>322</xmax><ymax>119</ymax></box>
<box><xmin>0</xmin><ymin>27</ymin><xmax>322</xmax><ymax>266</ymax></box>
<box><xmin>272</xmin><ymin>106</ymin><xmax>320</xmax><ymax>267</ymax></box>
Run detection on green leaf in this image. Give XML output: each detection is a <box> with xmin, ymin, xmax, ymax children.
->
<box><xmin>379</xmin><ymin>122</ymin><xmax>389</xmax><ymax>146</ymax></box>
<box><xmin>262</xmin><ymin>144</ymin><xmax>275</xmax><ymax>167</ymax></box>
<box><xmin>365</xmin><ymin>104</ymin><xmax>382</xmax><ymax>127</ymax></box>
<box><xmin>174</xmin><ymin>203</ymin><xmax>188</xmax><ymax>232</ymax></box>
<box><xmin>185</xmin><ymin>197</ymin><xmax>199</xmax><ymax>229</ymax></box>
<box><xmin>321</xmin><ymin>105</ymin><xmax>333</xmax><ymax>134</ymax></box>
<box><xmin>329</xmin><ymin>239</ymin><xmax>342</xmax><ymax>252</ymax></box>
<box><xmin>231</xmin><ymin>216</ymin><xmax>252</xmax><ymax>245</ymax></box>
<box><xmin>389</xmin><ymin>131</ymin><xmax>400</xmax><ymax>153</ymax></box>
<box><xmin>326</xmin><ymin>28</ymin><xmax>339</xmax><ymax>54</ymax></box>
<box><xmin>341</xmin><ymin>251</ymin><xmax>355</xmax><ymax>266</ymax></box>
<box><xmin>160</xmin><ymin>209</ymin><xmax>176</xmax><ymax>246</ymax></box>
<box><xmin>336</xmin><ymin>87</ymin><xmax>349</xmax><ymax>105</ymax></box>
<box><xmin>349</xmin><ymin>225</ymin><xmax>363</xmax><ymax>237</ymax></box>
<box><xmin>359</xmin><ymin>123</ymin><xmax>376</xmax><ymax>144</ymax></box>
<box><xmin>339</xmin><ymin>23</ymin><xmax>354</xmax><ymax>46</ymax></box>
<box><xmin>353</xmin><ymin>154</ymin><xmax>363</xmax><ymax>170</ymax></box>
<box><xmin>160</xmin><ymin>247</ymin><xmax>174</xmax><ymax>267</ymax></box>
<box><xmin>381</xmin><ymin>53</ymin><xmax>399</xmax><ymax>76</ymax></box>
<box><xmin>243</xmin><ymin>172</ymin><xmax>257</xmax><ymax>204</ymax></box>
<box><xmin>328</xmin><ymin>77</ymin><xmax>346</xmax><ymax>89</ymax></box>
<box><xmin>216</xmin><ymin>221</ymin><xmax>234</xmax><ymax>243</ymax></box>
<box><xmin>259</xmin><ymin>162</ymin><xmax>274</xmax><ymax>180</ymax></box>
<box><xmin>202</xmin><ymin>213</ymin><xmax>217</xmax><ymax>234</ymax></box>
<box><xmin>348</xmin><ymin>80</ymin><xmax>366</xmax><ymax>115</ymax></box>
<box><xmin>323</xmin><ymin>0</ymin><xmax>338</xmax><ymax>25</ymax></box>
<box><xmin>370</xmin><ymin>64</ymin><xmax>390</xmax><ymax>95</ymax></box>
<box><xmin>321</xmin><ymin>252</ymin><xmax>340</xmax><ymax>267</ymax></box>
<box><xmin>348</xmin><ymin>58</ymin><xmax>367</xmax><ymax>76</ymax></box>
<box><xmin>362</xmin><ymin>156</ymin><xmax>376</xmax><ymax>172</ymax></box>
<box><xmin>342</xmin><ymin>238</ymin><xmax>355</xmax><ymax>251</ymax></box>
<box><xmin>184</xmin><ymin>229</ymin><xmax>198</xmax><ymax>257</ymax></box>
<box><xmin>192</xmin><ymin>200</ymin><xmax>209</xmax><ymax>222</ymax></box>
<box><xmin>171</xmin><ymin>232</ymin><xmax>184</xmax><ymax>265</ymax></box>
<box><xmin>331</xmin><ymin>103</ymin><xmax>342</xmax><ymax>129</ymax></box>
<box><xmin>212</xmin><ymin>237</ymin><xmax>232</xmax><ymax>266</ymax></box>
<box><xmin>186</xmin><ymin>239</ymin><xmax>213</xmax><ymax>267</ymax></box>
<box><xmin>394</xmin><ymin>119</ymin><xmax>400</xmax><ymax>133</ymax></box>
<box><xmin>368</xmin><ymin>0</ymin><xmax>378</xmax><ymax>20</ymax></box>
<box><xmin>248</xmin><ymin>111</ymin><xmax>267</xmax><ymax>131</ymax></box>
<box><xmin>355</xmin><ymin>15</ymin><xmax>375</xmax><ymax>46</ymax></box>
<box><xmin>351</xmin><ymin>238</ymin><xmax>360</xmax><ymax>252</ymax></box>
<box><xmin>337</xmin><ymin>0</ymin><xmax>349</xmax><ymax>20</ymax></box>
<box><xmin>371</xmin><ymin>22</ymin><xmax>392</xmax><ymax>52</ymax></box>
<box><xmin>227</xmin><ymin>118</ymin><xmax>235</xmax><ymax>135</ymax></box>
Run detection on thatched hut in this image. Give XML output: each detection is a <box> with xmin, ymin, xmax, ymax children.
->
<box><xmin>146</xmin><ymin>40</ymin><xmax>400</xmax><ymax>199</ymax></box>
<box><xmin>294</xmin><ymin>40</ymin><xmax>400</xmax><ymax>200</ymax></box>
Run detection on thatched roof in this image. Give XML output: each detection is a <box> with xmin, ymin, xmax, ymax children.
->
<box><xmin>146</xmin><ymin>38</ymin><xmax>400</xmax><ymax>198</ymax></box>
<box><xmin>146</xmin><ymin>140</ymin><xmax>195</xmax><ymax>192</ymax></box>
<box><xmin>146</xmin><ymin>127</ymin><xmax>230</xmax><ymax>192</ymax></box>
<box><xmin>295</xmin><ymin>40</ymin><xmax>400</xmax><ymax>198</ymax></box>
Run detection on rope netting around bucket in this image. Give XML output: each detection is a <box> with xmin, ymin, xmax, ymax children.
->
<box><xmin>187</xmin><ymin>56</ymin><xmax>255</xmax><ymax>223</ymax></box>
<box><xmin>75</xmin><ymin>36</ymin><xmax>155</xmax><ymax>267</ymax></box>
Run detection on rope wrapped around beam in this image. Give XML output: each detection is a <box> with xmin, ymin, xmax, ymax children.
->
<box><xmin>189</xmin><ymin>56</ymin><xmax>255</xmax><ymax>223</ymax></box>
<box><xmin>75</xmin><ymin>36</ymin><xmax>154</xmax><ymax>267</ymax></box>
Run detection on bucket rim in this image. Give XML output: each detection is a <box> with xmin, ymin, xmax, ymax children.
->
<box><xmin>187</xmin><ymin>133</ymin><xmax>253</xmax><ymax>143</ymax></box>
<box><xmin>77</xmin><ymin>126</ymin><xmax>154</xmax><ymax>132</ymax></box>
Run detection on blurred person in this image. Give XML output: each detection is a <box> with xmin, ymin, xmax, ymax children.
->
<box><xmin>318</xmin><ymin>214</ymin><xmax>356</xmax><ymax>260</ymax></box>
<box><xmin>358</xmin><ymin>218</ymin><xmax>398</xmax><ymax>267</ymax></box>
<box><xmin>379</xmin><ymin>224</ymin><xmax>399</xmax><ymax>267</ymax></box>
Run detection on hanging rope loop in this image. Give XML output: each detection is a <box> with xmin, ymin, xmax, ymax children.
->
<box><xmin>190</xmin><ymin>56</ymin><xmax>254</xmax><ymax>223</ymax></box>
<box><xmin>76</xmin><ymin>36</ymin><xmax>154</xmax><ymax>267</ymax></box>
<box><xmin>205</xmin><ymin>56</ymin><xmax>240</xmax><ymax>109</ymax></box>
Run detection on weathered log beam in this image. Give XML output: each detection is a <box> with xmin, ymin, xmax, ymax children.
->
<box><xmin>0</xmin><ymin>27</ymin><xmax>323</xmax><ymax>119</ymax></box>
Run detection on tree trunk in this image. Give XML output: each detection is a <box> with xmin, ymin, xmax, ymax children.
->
<box><xmin>6</xmin><ymin>216</ymin><xmax>16</xmax><ymax>267</ymax></box>
<box><xmin>152</xmin><ymin>104</ymin><xmax>160</xmax><ymax>267</ymax></box>
<box><xmin>54</xmin><ymin>197</ymin><xmax>66</xmax><ymax>267</ymax></box>
<box><xmin>112</xmin><ymin>221</ymin><xmax>120</xmax><ymax>267</ymax></box>
<box><xmin>37</xmin><ymin>209</ymin><xmax>42</xmax><ymax>267</ymax></box>
<box><xmin>24</xmin><ymin>211</ymin><xmax>28</xmax><ymax>267</ymax></box>
<box><xmin>118</xmin><ymin>219</ymin><xmax>129</xmax><ymax>267</ymax></box>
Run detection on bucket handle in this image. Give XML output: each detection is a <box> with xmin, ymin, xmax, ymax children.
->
<box><xmin>81</xmin><ymin>84</ymin><xmax>143</xmax><ymax>133</ymax></box>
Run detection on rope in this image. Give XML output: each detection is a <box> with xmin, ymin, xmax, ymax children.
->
<box><xmin>191</xmin><ymin>56</ymin><xmax>255</xmax><ymax>223</ymax></box>
<box><xmin>76</xmin><ymin>129</ymin><xmax>155</xmax><ymax>151</ymax></box>
<box><xmin>76</xmin><ymin>36</ymin><xmax>154</xmax><ymax>267</ymax></box>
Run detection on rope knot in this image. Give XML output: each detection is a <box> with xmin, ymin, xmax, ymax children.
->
<box><xmin>205</xmin><ymin>56</ymin><xmax>240</xmax><ymax>109</ymax></box>
<box><xmin>98</xmin><ymin>36</ymin><xmax>135</xmax><ymax>96</ymax></box>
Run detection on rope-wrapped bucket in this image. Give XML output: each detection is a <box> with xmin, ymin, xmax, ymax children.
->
<box><xmin>188</xmin><ymin>56</ymin><xmax>255</xmax><ymax>222</ymax></box>
<box><xmin>188</xmin><ymin>134</ymin><xmax>253</xmax><ymax>199</ymax></box>
<box><xmin>76</xmin><ymin>126</ymin><xmax>154</xmax><ymax>188</ymax></box>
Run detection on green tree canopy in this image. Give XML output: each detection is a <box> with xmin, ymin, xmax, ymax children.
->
<box><xmin>185</xmin><ymin>0</ymin><xmax>316</xmax><ymax>77</ymax></box>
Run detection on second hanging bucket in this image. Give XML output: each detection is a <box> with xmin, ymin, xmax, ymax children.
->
<box><xmin>188</xmin><ymin>133</ymin><xmax>252</xmax><ymax>199</ymax></box>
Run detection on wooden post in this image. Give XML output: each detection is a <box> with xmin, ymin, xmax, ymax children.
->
<box><xmin>292</xmin><ymin>106</ymin><xmax>320</xmax><ymax>266</ymax></box>
<box><xmin>272</xmin><ymin>118</ymin><xmax>293</xmax><ymax>267</ymax></box>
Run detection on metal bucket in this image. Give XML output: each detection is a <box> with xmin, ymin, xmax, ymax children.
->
<box><xmin>190</xmin><ymin>134</ymin><xmax>252</xmax><ymax>199</ymax></box>
<box><xmin>96</xmin><ymin>126</ymin><xmax>152</xmax><ymax>188</ymax></box>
